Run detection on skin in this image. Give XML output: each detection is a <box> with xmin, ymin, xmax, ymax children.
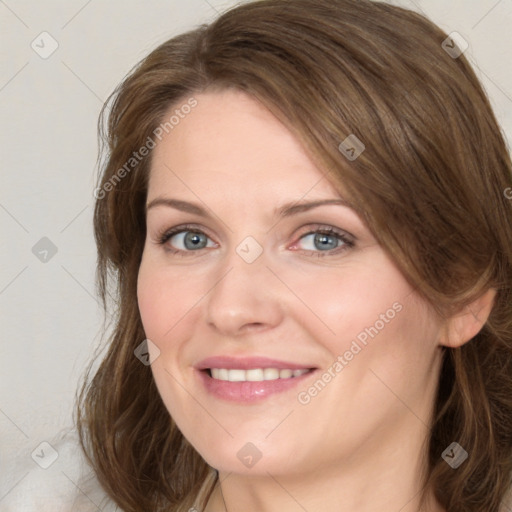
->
<box><xmin>137</xmin><ymin>89</ymin><xmax>493</xmax><ymax>512</ymax></box>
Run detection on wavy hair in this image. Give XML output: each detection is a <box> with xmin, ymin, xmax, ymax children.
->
<box><xmin>75</xmin><ymin>0</ymin><xmax>512</xmax><ymax>510</ymax></box>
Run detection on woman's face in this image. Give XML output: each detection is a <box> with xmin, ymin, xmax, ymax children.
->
<box><xmin>137</xmin><ymin>89</ymin><xmax>445</xmax><ymax>477</ymax></box>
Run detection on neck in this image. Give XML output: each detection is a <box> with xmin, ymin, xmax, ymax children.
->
<box><xmin>203</xmin><ymin>417</ymin><xmax>445</xmax><ymax>512</ymax></box>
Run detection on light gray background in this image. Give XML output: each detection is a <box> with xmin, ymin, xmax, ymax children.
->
<box><xmin>1</xmin><ymin>0</ymin><xmax>511</xmax><ymax>510</ymax></box>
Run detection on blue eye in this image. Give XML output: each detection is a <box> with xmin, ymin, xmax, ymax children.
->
<box><xmin>155</xmin><ymin>224</ymin><xmax>354</xmax><ymax>258</ymax></box>
<box><xmin>158</xmin><ymin>226</ymin><xmax>216</xmax><ymax>253</ymax></box>
<box><xmin>297</xmin><ymin>230</ymin><xmax>347</xmax><ymax>253</ymax></box>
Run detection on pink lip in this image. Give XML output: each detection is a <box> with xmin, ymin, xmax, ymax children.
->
<box><xmin>195</xmin><ymin>356</ymin><xmax>314</xmax><ymax>371</ymax></box>
<box><xmin>194</xmin><ymin>356</ymin><xmax>317</xmax><ymax>403</ymax></box>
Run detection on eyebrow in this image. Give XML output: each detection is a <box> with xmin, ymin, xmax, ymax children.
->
<box><xmin>145</xmin><ymin>197</ymin><xmax>353</xmax><ymax>218</ymax></box>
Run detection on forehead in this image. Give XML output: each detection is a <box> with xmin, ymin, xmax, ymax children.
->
<box><xmin>148</xmin><ymin>89</ymin><xmax>345</xmax><ymax>204</ymax></box>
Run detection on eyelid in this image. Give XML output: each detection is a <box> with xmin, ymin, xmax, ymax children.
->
<box><xmin>289</xmin><ymin>225</ymin><xmax>355</xmax><ymax>256</ymax></box>
<box><xmin>293</xmin><ymin>224</ymin><xmax>355</xmax><ymax>243</ymax></box>
<box><xmin>153</xmin><ymin>223</ymin><xmax>218</xmax><ymax>247</ymax></box>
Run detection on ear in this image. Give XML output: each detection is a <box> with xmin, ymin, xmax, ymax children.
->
<box><xmin>440</xmin><ymin>288</ymin><xmax>497</xmax><ymax>348</ymax></box>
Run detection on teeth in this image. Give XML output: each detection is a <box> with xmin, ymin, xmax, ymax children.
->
<box><xmin>247</xmin><ymin>369</ymin><xmax>264</xmax><ymax>381</ymax></box>
<box><xmin>263</xmin><ymin>368</ymin><xmax>279</xmax><ymax>380</ymax></box>
<box><xmin>227</xmin><ymin>369</ymin><xmax>246</xmax><ymax>382</ymax></box>
<box><xmin>209</xmin><ymin>368</ymin><xmax>310</xmax><ymax>382</ymax></box>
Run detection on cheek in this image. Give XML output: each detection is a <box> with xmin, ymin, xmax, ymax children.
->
<box><xmin>136</xmin><ymin>257</ymin><xmax>201</xmax><ymax>418</ymax></box>
<box><xmin>137</xmin><ymin>265</ymin><xmax>165</xmax><ymax>340</ymax></box>
<box><xmin>285</xmin><ymin>250</ymin><xmax>414</xmax><ymax>355</ymax></box>
<box><xmin>136</xmin><ymin>255</ymin><xmax>204</xmax><ymax>342</ymax></box>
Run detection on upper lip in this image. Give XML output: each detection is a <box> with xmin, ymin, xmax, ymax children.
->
<box><xmin>195</xmin><ymin>356</ymin><xmax>316</xmax><ymax>371</ymax></box>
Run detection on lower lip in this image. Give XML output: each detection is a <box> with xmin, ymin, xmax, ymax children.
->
<box><xmin>197</xmin><ymin>369</ymin><xmax>316</xmax><ymax>403</ymax></box>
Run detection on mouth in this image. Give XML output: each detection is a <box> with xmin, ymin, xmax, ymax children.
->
<box><xmin>203</xmin><ymin>367</ymin><xmax>314</xmax><ymax>381</ymax></box>
<box><xmin>195</xmin><ymin>356</ymin><xmax>318</xmax><ymax>402</ymax></box>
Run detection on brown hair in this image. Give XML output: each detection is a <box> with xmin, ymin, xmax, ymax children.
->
<box><xmin>75</xmin><ymin>0</ymin><xmax>512</xmax><ymax>510</ymax></box>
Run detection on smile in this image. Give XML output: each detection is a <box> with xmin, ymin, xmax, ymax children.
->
<box><xmin>195</xmin><ymin>356</ymin><xmax>318</xmax><ymax>402</ymax></box>
<box><xmin>208</xmin><ymin>368</ymin><xmax>311</xmax><ymax>381</ymax></box>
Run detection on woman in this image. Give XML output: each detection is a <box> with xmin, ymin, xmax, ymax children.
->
<box><xmin>76</xmin><ymin>0</ymin><xmax>512</xmax><ymax>511</ymax></box>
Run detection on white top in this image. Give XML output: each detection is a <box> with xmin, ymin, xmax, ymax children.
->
<box><xmin>0</xmin><ymin>425</ymin><xmax>217</xmax><ymax>512</ymax></box>
<box><xmin>0</xmin><ymin>426</ymin><xmax>118</xmax><ymax>512</ymax></box>
<box><xmin>2</xmin><ymin>426</ymin><xmax>510</xmax><ymax>511</ymax></box>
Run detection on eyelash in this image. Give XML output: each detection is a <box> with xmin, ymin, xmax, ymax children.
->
<box><xmin>154</xmin><ymin>223</ymin><xmax>355</xmax><ymax>258</ymax></box>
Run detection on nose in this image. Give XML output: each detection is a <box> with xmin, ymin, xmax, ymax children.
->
<box><xmin>204</xmin><ymin>243</ymin><xmax>285</xmax><ymax>337</ymax></box>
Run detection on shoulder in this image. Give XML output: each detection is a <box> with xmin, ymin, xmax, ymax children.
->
<box><xmin>501</xmin><ymin>484</ymin><xmax>512</xmax><ymax>511</ymax></box>
<box><xmin>0</xmin><ymin>426</ymin><xmax>119</xmax><ymax>512</ymax></box>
